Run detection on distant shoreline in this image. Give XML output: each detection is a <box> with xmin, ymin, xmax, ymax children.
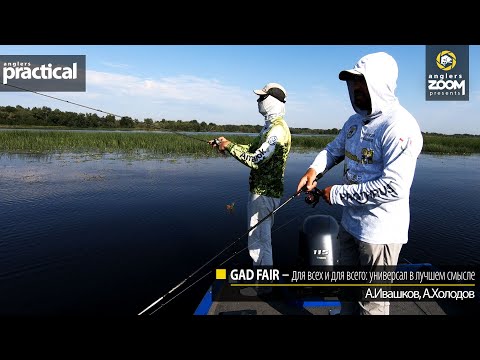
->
<box><xmin>0</xmin><ymin>124</ymin><xmax>478</xmax><ymax>137</ymax></box>
<box><xmin>0</xmin><ymin>129</ymin><xmax>479</xmax><ymax>156</ymax></box>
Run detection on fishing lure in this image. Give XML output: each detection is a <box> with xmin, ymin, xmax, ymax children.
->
<box><xmin>226</xmin><ymin>202</ymin><xmax>235</xmax><ymax>212</ymax></box>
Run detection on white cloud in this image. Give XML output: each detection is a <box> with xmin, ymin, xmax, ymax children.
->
<box><xmin>0</xmin><ymin>69</ymin><xmax>355</xmax><ymax>128</ymax></box>
<box><xmin>86</xmin><ymin>70</ymin><xmax>251</xmax><ymax>109</ymax></box>
<box><xmin>0</xmin><ymin>69</ymin><xmax>255</xmax><ymax>122</ymax></box>
<box><xmin>51</xmin><ymin>70</ymin><xmax>262</xmax><ymax>124</ymax></box>
<box><xmin>101</xmin><ymin>62</ymin><xmax>130</xmax><ymax>69</ymax></box>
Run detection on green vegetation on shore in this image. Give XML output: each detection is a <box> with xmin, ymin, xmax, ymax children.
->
<box><xmin>0</xmin><ymin>130</ymin><xmax>479</xmax><ymax>156</ymax></box>
<box><xmin>422</xmin><ymin>134</ymin><xmax>480</xmax><ymax>154</ymax></box>
<box><xmin>1</xmin><ymin>104</ymin><xmax>478</xmax><ymax>155</ymax></box>
<box><xmin>0</xmin><ymin>105</ymin><xmax>339</xmax><ymax>135</ymax></box>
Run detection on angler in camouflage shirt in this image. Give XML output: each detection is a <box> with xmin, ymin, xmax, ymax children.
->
<box><xmin>210</xmin><ymin>83</ymin><xmax>291</xmax><ymax>267</ymax></box>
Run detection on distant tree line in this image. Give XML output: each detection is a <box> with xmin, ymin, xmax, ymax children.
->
<box><xmin>0</xmin><ymin>104</ymin><xmax>336</xmax><ymax>135</ymax></box>
<box><xmin>422</xmin><ymin>131</ymin><xmax>480</xmax><ymax>137</ymax></box>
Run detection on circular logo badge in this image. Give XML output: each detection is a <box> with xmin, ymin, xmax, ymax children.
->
<box><xmin>267</xmin><ymin>136</ymin><xmax>278</xmax><ymax>145</ymax></box>
<box><xmin>436</xmin><ymin>50</ymin><xmax>457</xmax><ymax>71</ymax></box>
<box><xmin>347</xmin><ymin>125</ymin><xmax>357</xmax><ymax>139</ymax></box>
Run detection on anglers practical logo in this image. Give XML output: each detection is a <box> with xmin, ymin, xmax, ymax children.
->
<box><xmin>426</xmin><ymin>45</ymin><xmax>469</xmax><ymax>101</ymax></box>
<box><xmin>0</xmin><ymin>55</ymin><xmax>86</xmax><ymax>92</ymax></box>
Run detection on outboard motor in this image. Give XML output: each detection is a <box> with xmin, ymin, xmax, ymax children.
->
<box><xmin>298</xmin><ymin>215</ymin><xmax>340</xmax><ymax>267</ymax></box>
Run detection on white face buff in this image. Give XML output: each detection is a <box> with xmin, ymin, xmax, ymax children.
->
<box><xmin>257</xmin><ymin>95</ymin><xmax>284</xmax><ymax>117</ymax></box>
<box><xmin>258</xmin><ymin>95</ymin><xmax>269</xmax><ymax>116</ymax></box>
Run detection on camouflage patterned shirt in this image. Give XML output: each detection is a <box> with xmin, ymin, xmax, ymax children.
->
<box><xmin>225</xmin><ymin>117</ymin><xmax>291</xmax><ymax>198</ymax></box>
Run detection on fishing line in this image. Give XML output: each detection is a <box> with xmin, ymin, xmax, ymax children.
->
<box><xmin>138</xmin><ymin>169</ymin><xmax>332</xmax><ymax>316</ymax></box>
<box><xmin>137</xmin><ymin>187</ymin><xmax>305</xmax><ymax>315</ymax></box>
<box><xmin>4</xmin><ymin>82</ymin><xmax>340</xmax><ymax>314</ymax></box>
<box><xmin>147</xmin><ymin>208</ymin><xmax>313</xmax><ymax>315</ymax></box>
<box><xmin>2</xmin><ymin>83</ymin><xmax>214</xmax><ymax>145</ymax></box>
<box><xmin>2</xmin><ymin>83</ymin><xmax>125</xmax><ymax>118</ymax></box>
<box><xmin>397</xmin><ymin>258</ymin><xmax>428</xmax><ymax>315</ymax></box>
<box><xmin>169</xmin><ymin>131</ymin><xmax>211</xmax><ymax>144</ymax></box>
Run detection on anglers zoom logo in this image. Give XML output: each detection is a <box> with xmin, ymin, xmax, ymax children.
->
<box><xmin>436</xmin><ymin>50</ymin><xmax>457</xmax><ymax>71</ymax></box>
<box><xmin>426</xmin><ymin>45</ymin><xmax>468</xmax><ymax>101</ymax></box>
<box><xmin>0</xmin><ymin>55</ymin><xmax>86</xmax><ymax>92</ymax></box>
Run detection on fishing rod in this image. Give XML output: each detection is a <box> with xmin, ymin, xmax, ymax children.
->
<box><xmin>137</xmin><ymin>167</ymin><xmax>333</xmax><ymax>316</ymax></box>
<box><xmin>1</xmin><ymin>83</ymin><xmax>219</xmax><ymax>146</ymax></box>
<box><xmin>147</xmin><ymin>208</ymin><xmax>311</xmax><ymax>315</ymax></box>
<box><xmin>173</xmin><ymin>131</ymin><xmax>218</xmax><ymax>145</ymax></box>
<box><xmin>172</xmin><ymin>132</ymin><xmax>206</xmax><ymax>143</ymax></box>
<box><xmin>138</xmin><ymin>186</ymin><xmax>304</xmax><ymax>315</ymax></box>
<box><xmin>2</xmin><ymin>83</ymin><xmax>124</xmax><ymax>118</ymax></box>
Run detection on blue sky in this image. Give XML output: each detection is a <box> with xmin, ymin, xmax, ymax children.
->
<box><xmin>0</xmin><ymin>45</ymin><xmax>478</xmax><ymax>135</ymax></box>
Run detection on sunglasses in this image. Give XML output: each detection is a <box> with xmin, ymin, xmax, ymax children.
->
<box><xmin>257</xmin><ymin>94</ymin><xmax>269</xmax><ymax>102</ymax></box>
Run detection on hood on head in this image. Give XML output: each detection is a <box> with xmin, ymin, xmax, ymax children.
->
<box><xmin>339</xmin><ymin>52</ymin><xmax>399</xmax><ymax>116</ymax></box>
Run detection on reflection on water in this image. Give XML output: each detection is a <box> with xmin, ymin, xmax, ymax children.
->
<box><xmin>0</xmin><ymin>152</ymin><xmax>479</xmax><ymax>315</ymax></box>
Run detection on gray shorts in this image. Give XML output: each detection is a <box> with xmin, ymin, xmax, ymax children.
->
<box><xmin>338</xmin><ymin>226</ymin><xmax>403</xmax><ymax>315</ymax></box>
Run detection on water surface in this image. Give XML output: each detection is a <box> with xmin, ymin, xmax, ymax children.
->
<box><xmin>0</xmin><ymin>152</ymin><xmax>479</xmax><ymax>316</ymax></box>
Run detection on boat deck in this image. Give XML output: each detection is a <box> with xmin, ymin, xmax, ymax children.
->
<box><xmin>197</xmin><ymin>286</ymin><xmax>450</xmax><ymax>316</ymax></box>
<box><xmin>206</xmin><ymin>298</ymin><xmax>448</xmax><ymax>315</ymax></box>
<box><xmin>193</xmin><ymin>262</ymin><xmax>479</xmax><ymax>316</ymax></box>
<box><xmin>195</xmin><ymin>282</ymin><xmax>479</xmax><ymax>316</ymax></box>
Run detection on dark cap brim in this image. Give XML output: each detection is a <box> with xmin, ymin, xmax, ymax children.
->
<box><xmin>339</xmin><ymin>69</ymin><xmax>363</xmax><ymax>81</ymax></box>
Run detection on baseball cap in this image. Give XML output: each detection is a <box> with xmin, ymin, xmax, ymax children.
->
<box><xmin>253</xmin><ymin>82</ymin><xmax>287</xmax><ymax>103</ymax></box>
<box><xmin>339</xmin><ymin>69</ymin><xmax>363</xmax><ymax>81</ymax></box>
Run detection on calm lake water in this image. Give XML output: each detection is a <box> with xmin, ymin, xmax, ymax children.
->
<box><xmin>1</xmin><ymin>151</ymin><xmax>479</xmax><ymax>316</ymax></box>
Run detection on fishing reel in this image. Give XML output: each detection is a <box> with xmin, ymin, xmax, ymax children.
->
<box><xmin>304</xmin><ymin>187</ymin><xmax>324</xmax><ymax>208</ymax></box>
<box><xmin>209</xmin><ymin>138</ymin><xmax>226</xmax><ymax>155</ymax></box>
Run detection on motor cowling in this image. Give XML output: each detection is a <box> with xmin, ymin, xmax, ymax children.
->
<box><xmin>298</xmin><ymin>215</ymin><xmax>340</xmax><ymax>267</ymax></box>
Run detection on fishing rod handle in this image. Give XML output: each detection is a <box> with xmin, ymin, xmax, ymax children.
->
<box><xmin>299</xmin><ymin>172</ymin><xmax>323</xmax><ymax>193</ymax></box>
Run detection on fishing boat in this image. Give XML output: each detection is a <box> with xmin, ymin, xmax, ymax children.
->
<box><xmin>193</xmin><ymin>215</ymin><xmax>479</xmax><ymax>316</ymax></box>
<box><xmin>194</xmin><ymin>265</ymin><xmax>480</xmax><ymax>315</ymax></box>
<box><xmin>139</xmin><ymin>212</ymin><xmax>479</xmax><ymax>317</ymax></box>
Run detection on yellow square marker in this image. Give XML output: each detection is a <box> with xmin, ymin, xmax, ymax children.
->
<box><xmin>216</xmin><ymin>269</ymin><xmax>226</xmax><ymax>280</ymax></box>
